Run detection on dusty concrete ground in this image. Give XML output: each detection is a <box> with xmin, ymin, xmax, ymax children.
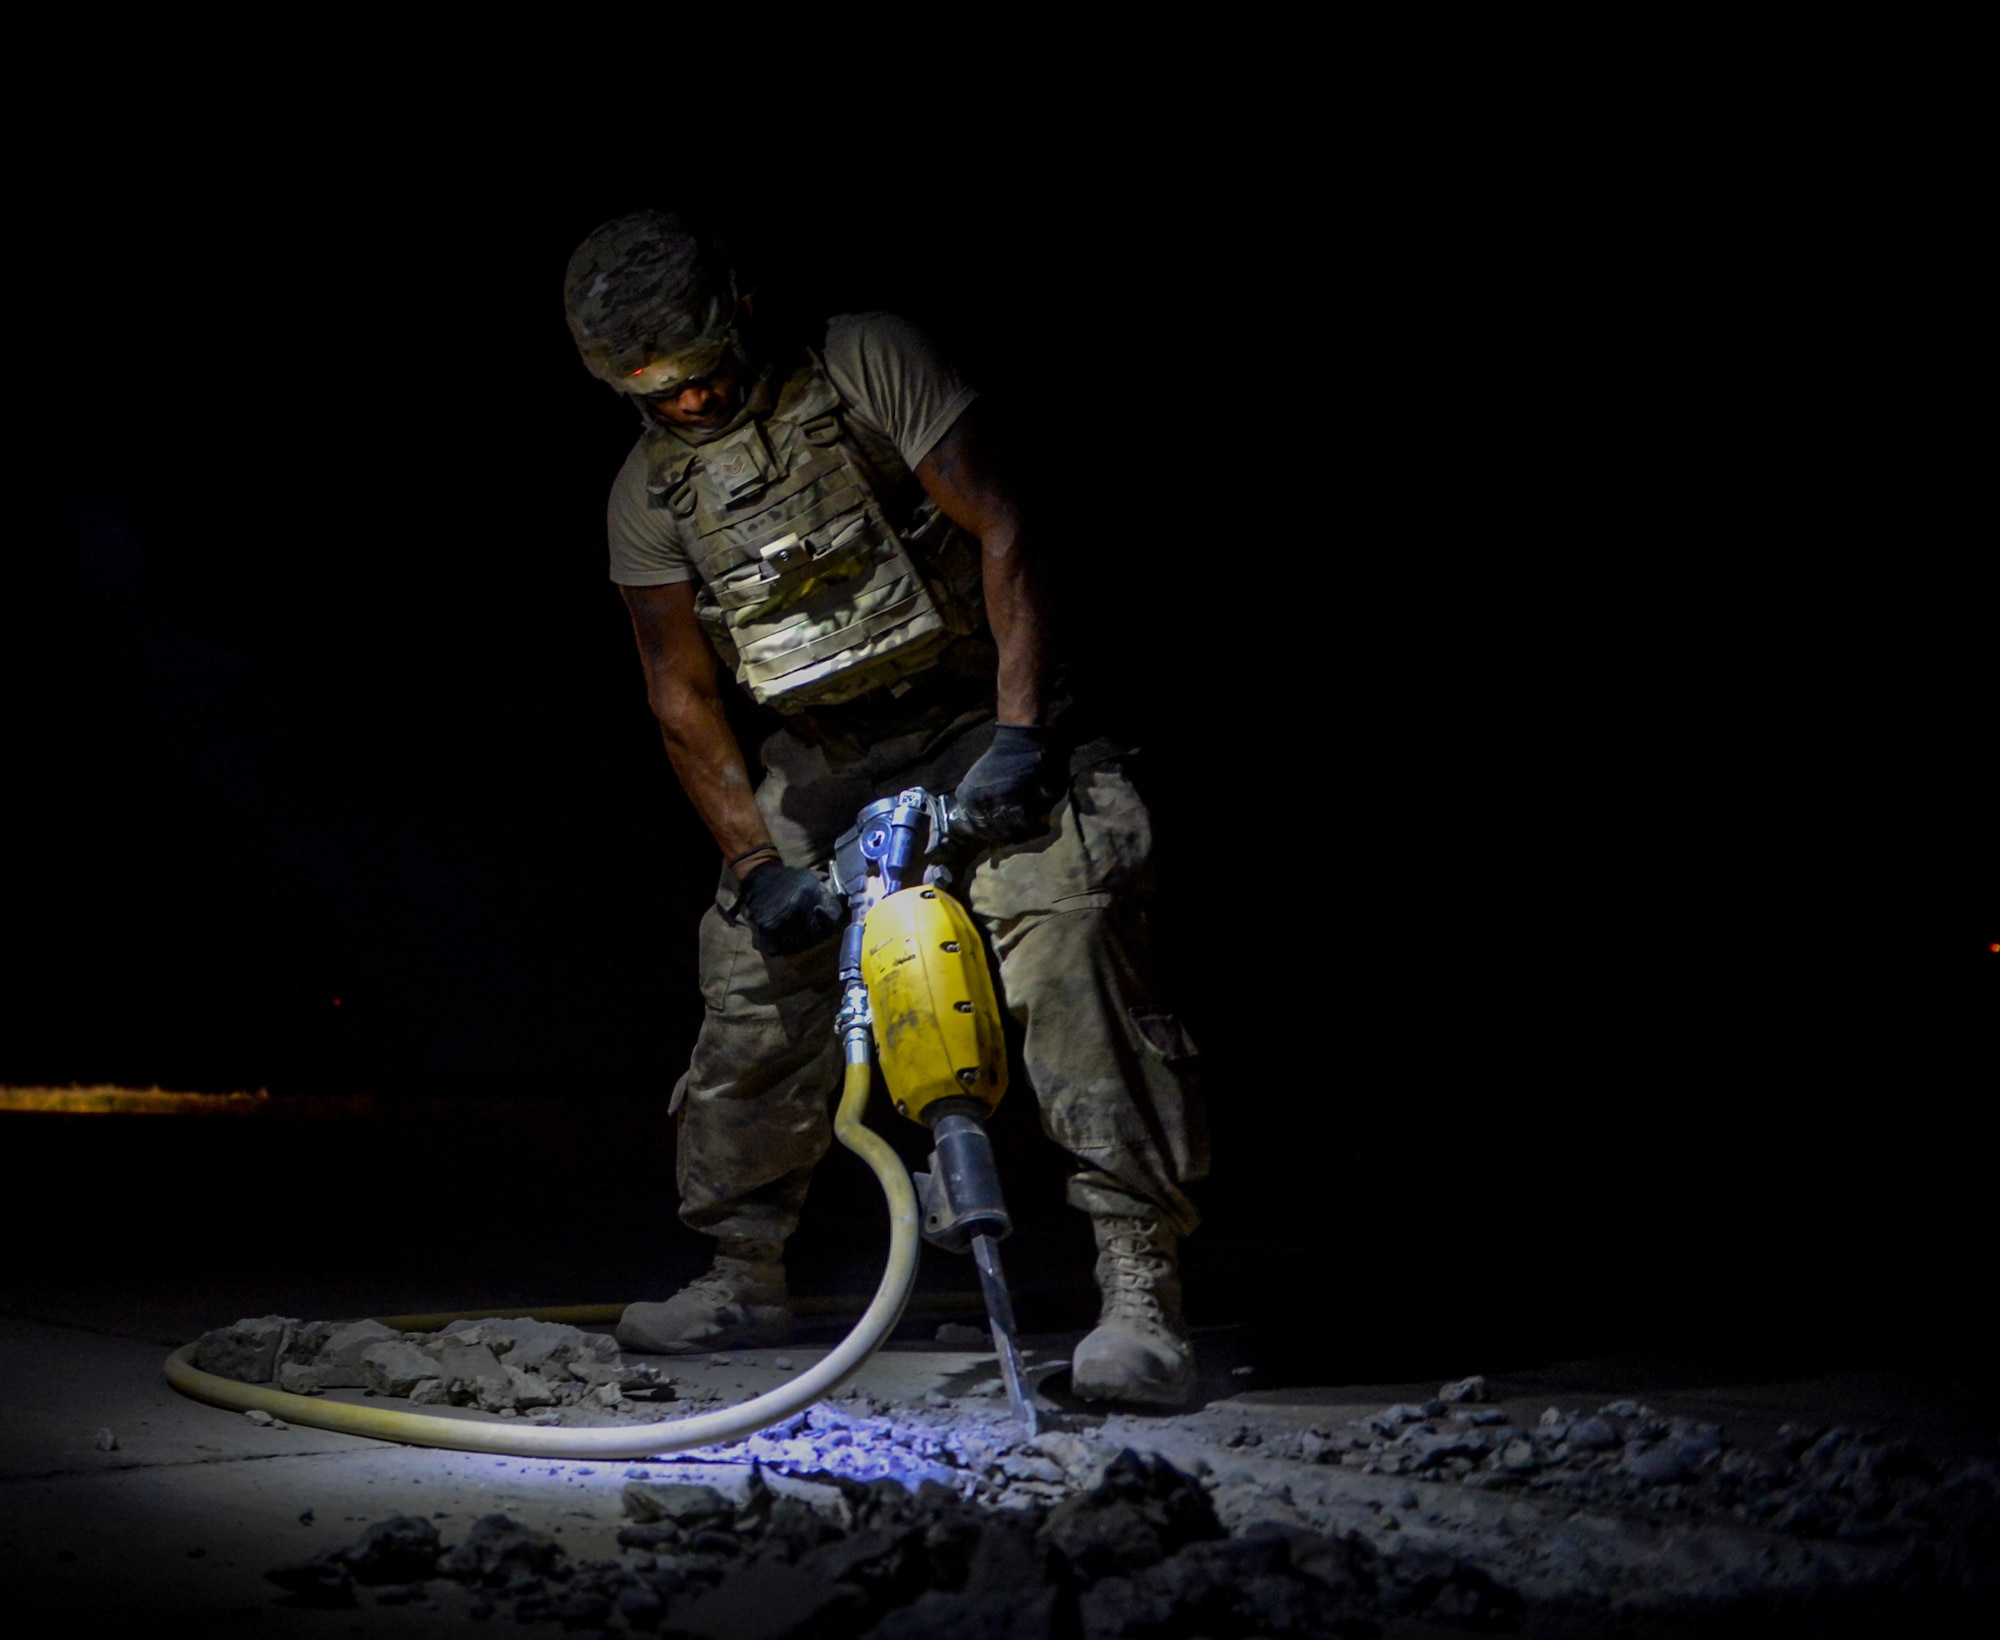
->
<box><xmin>4</xmin><ymin>1304</ymin><xmax>1994</xmax><ymax>1635</ymax></box>
<box><xmin>4</xmin><ymin>1094</ymin><xmax>1992</xmax><ymax>1633</ymax></box>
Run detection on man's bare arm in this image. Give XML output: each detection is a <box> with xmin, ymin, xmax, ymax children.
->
<box><xmin>621</xmin><ymin>582</ymin><xmax>777</xmax><ymax>880</ymax></box>
<box><xmin>915</xmin><ymin>405</ymin><xmax>1051</xmax><ymax>727</ymax></box>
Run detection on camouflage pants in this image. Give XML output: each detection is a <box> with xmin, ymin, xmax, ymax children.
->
<box><xmin>671</xmin><ymin>705</ymin><xmax>1208</xmax><ymax>1248</ymax></box>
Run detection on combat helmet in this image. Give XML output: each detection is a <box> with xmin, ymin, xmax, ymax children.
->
<box><xmin>563</xmin><ymin>211</ymin><xmax>743</xmax><ymax>395</ymax></box>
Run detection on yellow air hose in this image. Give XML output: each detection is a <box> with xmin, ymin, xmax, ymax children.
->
<box><xmin>164</xmin><ymin>1052</ymin><xmax>919</xmax><ymax>1459</ymax></box>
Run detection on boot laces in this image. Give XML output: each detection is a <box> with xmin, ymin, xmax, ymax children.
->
<box><xmin>682</xmin><ymin>1256</ymin><xmax>780</xmax><ymax>1305</ymax></box>
<box><xmin>1098</xmin><ymin>1223</ymin><xmax>1177</xmax><ymax>1331</ymax></box>
<box><xmin>681</xmin><ymin>1267</ymin><xmax>739</xmax><ymax>1300</ymax></box>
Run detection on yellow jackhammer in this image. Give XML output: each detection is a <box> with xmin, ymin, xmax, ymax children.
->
<box><xmin>830</xmin><ymin>786</ymin><xmax>1039</xmax><ymax>1434</ymax></box>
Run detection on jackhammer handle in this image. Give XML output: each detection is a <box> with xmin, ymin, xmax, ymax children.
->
<box><xmin>924</xmin><ymin>791</ymin><xmax>963</xmax><ymax>852</ymax></box>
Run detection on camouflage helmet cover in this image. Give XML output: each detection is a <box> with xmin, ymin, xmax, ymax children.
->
<box><xmin>564</xmin><ymin>211</ymin><xmax>739</xmax><ymax>393</ymax></box>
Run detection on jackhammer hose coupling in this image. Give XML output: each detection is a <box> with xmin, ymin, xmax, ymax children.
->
<box><xmin>839</xmin><ymin>916</ymin><xmax>868</xmax><ymax>979</ymax></box>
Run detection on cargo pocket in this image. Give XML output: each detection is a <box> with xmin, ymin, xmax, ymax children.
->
<box><xmin>1064</xmin><ymin>758</ymin><xmax>1153</xmax><ymax>902</ymax></box>
<box><xmin>1128</xmin><ymin>1007</ymin><xmax>1209</xmax><ymax>1183</ymax></box>
<box><xmin>1129</xmin><ymin>1008</ymin><xmax>1198</xmax><ymax>1065</ymax></box>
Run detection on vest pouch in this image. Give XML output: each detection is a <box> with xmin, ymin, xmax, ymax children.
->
<box><xmin>727</xmin><ymin>510</ymin><xmax>956</xmax><ymax>709</ymax></box>
<box><xmin>705</xmin><ymin>510</ymin><xmax>880</xmax><ymax>617</ymax></box>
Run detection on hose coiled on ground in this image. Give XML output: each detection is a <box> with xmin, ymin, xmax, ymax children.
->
<box><xmin>164</xmin><ymin>1055</ymin><xmax>917</xmax><ymax>1459</ymax></box>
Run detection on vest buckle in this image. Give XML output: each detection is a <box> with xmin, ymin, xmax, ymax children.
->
<box><xmin>759</xmin><ymin>533</ymin><xmax>808</xmax><ymax>579</ymax></box>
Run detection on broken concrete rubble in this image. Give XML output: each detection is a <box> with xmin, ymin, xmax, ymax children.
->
<box><xmin>268</xmin><ymin>1418</ymin><xmax>1996</xmax><ymax>1637</ymax></box>
<box><xmin>200</xmin><ymin>1317</ymin><xmax>1999</xmax><ymax>1630</ymax></box>
<box><xmin>192</xmin><ymin>1312</ymin><xmax>674</xmax><ymax>1420</ymax></box>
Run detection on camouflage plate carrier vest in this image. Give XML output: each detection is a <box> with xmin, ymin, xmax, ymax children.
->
<box><xmin>643</xmin><ymin>350</ymin><xmax>983</xmax><ymax>711</ymax></box>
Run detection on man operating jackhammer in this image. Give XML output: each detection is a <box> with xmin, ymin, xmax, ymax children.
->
<box><xmin>562</xmin><ymin>211</ymin><xmax>1208</xmax><ymax>1405</ymax></box>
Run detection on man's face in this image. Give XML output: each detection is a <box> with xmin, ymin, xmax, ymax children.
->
<box><xmin>642</xmin><ymin>354</ymin><xmax>745</xmax><ymax>431</ymax></box>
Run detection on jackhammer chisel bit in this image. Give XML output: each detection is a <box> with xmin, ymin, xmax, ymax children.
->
<box><xmin>973</xmin><ymin>1232</ymin><xmax>1039</xmax><ymax>1435</ymax></box>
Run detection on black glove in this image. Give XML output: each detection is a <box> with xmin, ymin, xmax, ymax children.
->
<box><xmin>736</xmin><ymin>860</ymin><xmax>845</xmax><ymax>956</ymax></box>
<box><xmin>951</xmin><ymin>724</ymin><xmax>1067</xmax><ymax>845</ymax></box>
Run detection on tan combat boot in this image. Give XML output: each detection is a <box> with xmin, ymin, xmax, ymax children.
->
<box><xmin>616</xmin><ymin>1240</ymin><xmax>792</xmax><ymax>1356</ymax></box>
<box><xmin>1070</xmin><ymin>1214</ymin><xmax>1196</xmax><ymax>1405</ymax></box>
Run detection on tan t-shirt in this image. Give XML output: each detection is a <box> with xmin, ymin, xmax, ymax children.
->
<box><xmin>605</xmin><ymin>313</ymin><xmax>978</xmax><ymax>588</ymax></box>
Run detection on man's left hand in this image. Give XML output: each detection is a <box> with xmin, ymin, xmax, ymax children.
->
<box><xmin>952</xmin><ymin>725</ymin><xmax>1066</xmax><ymax>845</ymax></box>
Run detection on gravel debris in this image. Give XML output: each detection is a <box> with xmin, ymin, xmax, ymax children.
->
<box><xmin>202</xmin><ymin>1317</ymin><xmax>1999</xmax><ymax>1631</ymax></box>
<box><xmin>258</xmin><ymin>1393</ymin><xmax>2000</xmax><ymax>1635</ymax></box>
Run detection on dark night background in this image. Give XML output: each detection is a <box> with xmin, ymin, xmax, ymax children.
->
<box><xmin>5</xmin><ymin>124</ymin><xmax>1988</xmax><ymax>1385</ymax></box>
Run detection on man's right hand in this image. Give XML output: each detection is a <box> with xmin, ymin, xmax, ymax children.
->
<box><xmin>737</xmin><ymin>861</ymin><xmax>845</xmax><ymax>957</ymax></box>
<box><xmin>951</xmin><ymin>724</ymin><xmax>1066</xmax><ymax>845</ymax></box>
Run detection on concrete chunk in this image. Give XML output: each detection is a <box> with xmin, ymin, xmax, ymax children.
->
<box><xmin>359</xmin><ymin>1340</ymin><xmax>443</xmax><ymax>1399</ymax></box>
<box><xmin>505</xmin><ymin>1365</ymin><xmax>558</xmax><ymax>1409</ymax></box>
<box><xmin>1363</xmin><ymin>1405</ymin><xmax>1431</xmax><ymax>1437</ymax></box>
<box><xmin>435</xmin><ymin>1513</ymin><xmax>567</xmax><ymax>1586</ymax></box>
<box><xmin>482</xmin><ymin>1318</ymin><xmax>597</xmax><ymax>1372</ymax></box>
<box><xmin>1567</xmin><ymin>1416</ymin><xmax>1620</xmax><ymax>1452</ymax></box>
<box><xmin>330</xmin><ymin>1515</ymin><xmax>441</xmax><ymax>1586</ymax></box>
<box><xmin>192</xmin><ymin>1315</ymin><xmax>295</xmax><ymax>1384</ymax></box>
<box><xmin>430</xmin><ymin>1339</ymin><xmax>513</xmax><ymax>1406</ymax></box>
<box><xmin>321</xmin><ymin>1319</ymin><xmax>398</xmax><ymax>1361</ymax></box>
<box><xmin>1021</xmin><ymin>1431</ymin><xmax>1120</xmax><ymax>1490</ymax></box>
<box><xmin>277</xmin><ymin>1319</ymin><xmax>336</xmax><ymax>1369</ymax></box>
<box><xmin>566</xmin><ymin>1356</ymin><xmax>626</xmax><ymax>1387</ymax></box>
<box><xmin>1038</xmin><ymin>1451</ymin><xmax>1223</xmax><ymax>1582</ymax></box>
<box><xmin>622</xmin><ymin>1480</ymin><xmax>734</xmax><ymax>1528</ymax></box>
<box><xmin>310</xmin><ymin>1320</ymin><xmax>401</xmax><ymax>1388</ymax></box>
